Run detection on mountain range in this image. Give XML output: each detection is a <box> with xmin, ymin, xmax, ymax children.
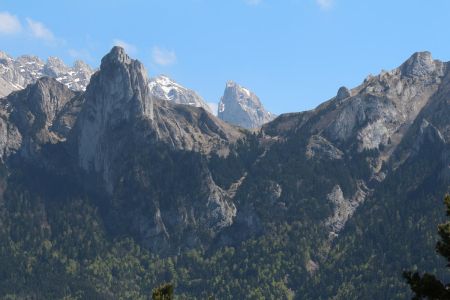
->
<box><xmin>0</xmin><ymin>47</ymin><xmax>448</xmax><ymax>299</ymax></box>
<box><xmin>0</xmin><ymin>51</ymin><xmax>275</xmax><ymax>129</ymax></box>
<box><xmin>0</xmin><ymin>51</ymin><xmax>94</xmax><ymax>97</ymax></box>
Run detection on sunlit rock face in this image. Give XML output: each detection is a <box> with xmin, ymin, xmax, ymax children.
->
<box><xmin>218</xmin><ymin>81</ymin><xmax>276</xmax><ymax>129</ymax></box>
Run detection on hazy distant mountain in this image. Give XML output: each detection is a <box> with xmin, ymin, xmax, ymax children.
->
<box><xmin>148</xmin><ymin>75</ymin><xmax>213</xmax><ymax>113</ymax></box>
<box><xmin>218</xmin><ymin>80</ymin><xmax>276</xmax><ymax>129</ymax></box>
<box><xmin>0</xmin><ymin>47</ymin><xmax>448</xmax><ymax>299</ymax></box>
<box><xmin>0</xmin><ymin>51</ymin><xmax>94</xmax><ymax>98</ymax></box>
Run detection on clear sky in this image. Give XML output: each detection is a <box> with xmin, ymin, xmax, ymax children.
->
<box><xmin>1</xmin><ymin>0</ymin><xmax>450</xmax><ymax>115</ymax></box>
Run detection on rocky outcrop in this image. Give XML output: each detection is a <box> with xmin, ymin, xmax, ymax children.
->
<box><xmin>400</xmin><ymin>51</ymin><xmax>444</xmax><ymax>78</ymax></box>
<box><xmin>335</xmin><ymin>86</ymin><xmax>351</xmax><ymax>101</ymax></box>
<box><xmin>0</xmin><ymin>77</ymin><xmax>77</xmax><ymax>160</ymax></box>
<box><xmin>306</xmin><ymin>135</ymin><xmax>343</xmax><ymax>160</ymax></box>
<box><xmin>149</xmin><ymin>75</ymin><xmax>212</xmax><ymax>113</ymax></box>
<box><xmin>74</xmin><ymin>46</ymin><xmax>155</xmax><ymax>180</ymax></box>
<box><xmin>325</xmin><ymin>181</ymin><xmax>370</xmax><ymax>239</ymax></box>
<box><xmin>218</xmin><ymin>81</ymin><xmax>275</xmax><ymax>129</ymax></box>
<box><xmin>205</xmin><ymin>172</ymin><xmax>237</xmax><ymax>230</ymax></box>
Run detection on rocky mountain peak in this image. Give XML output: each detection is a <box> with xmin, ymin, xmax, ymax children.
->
<box><xmin>90</xmin><ymin>46</ymin><xmax>152</xmax><ymax>117</ymax></box>
<box><xmin>46</xmin><ymin>56</ymin><xmax>66</xmax><ymax>68</ymax></box>
<box><xmin>73</xmin><ymin>60</ymin><xmax>92</xmax><ymax>71</ymax></box>
<box><xmin>101</xmin><ymin>46</ymin><xmax>132</xmax><ymax>67</ymax></box>
<box><xmin>224</xmin><ymin>80</ymin><xmax>253</xmax><ymax>96</ymax></box>
<box><xmin>0</xmin><ymin>51</ymin><xmax>12</xmax><ymax>61</ymax></box>
<box><xmin>223</xmin><ymin>81</ymin><xmax>259</xmax><ymax>104</ymax></box>
<box><xmin>16</xmin><ymin>55</ymin><xmax>43</xmax><ymax>65</ymax></box>
<box><xmin>148</xmin><ymin>75</ymin><xmax>212</xmax><ymax>113</ymax></box>
<box><xmin>226</xmin><ymin>80</ymin><xmax>239</xmax><ymax>88</ymax></box>
<box><xmin>95</xmin><ymin>46</ymin><xmax>149</xmax><ymax>103</ymax></box>
<box><xmin>74</xmin><ymin>46</ymin><xmax>154</xmax><ymax>183</ymax></box>
<box><xmin>400</xmin><ymin>51</ymin><xmax>444</xmax><ymax>78</ymax></box>
<box><xmin>336</xmin><ymin>86</ymin><xmax>351</xmax><ymax>101</ymax></box>
<box><xmin>218</xmin><ymin>81</ymin><xmax>275</xmax><ymax>129</ymax></box>
<box><xmin>44</xmin><ymin>56</ymin><xmax>70</xmax><ymax>77</ymax></box>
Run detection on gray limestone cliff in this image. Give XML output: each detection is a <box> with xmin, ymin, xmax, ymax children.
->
<box><xmin>69</xmin><ymin>47</ymin><xmax>243</xmax><ymax>251</ymax></box>
<box><xmin>74</xmin><ymin>46</ymin><xmax>155</xmax><ymax>176</ymax></box>
<box><xmin>0</xmin><ymin>77</ymin><xmax>77</xmax><ymax>160</ymax></box>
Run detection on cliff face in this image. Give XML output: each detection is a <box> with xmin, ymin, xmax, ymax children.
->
<box><xmin>0</xmin><ymin>77</ymin><xmax>77</xmax><ymax>160</ymax></box>
<box><xmin>67</xmin><ymin>47</ymin><xmax>243</xmax><ymax>251</ymax></box>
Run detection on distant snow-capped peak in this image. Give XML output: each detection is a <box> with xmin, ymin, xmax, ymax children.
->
<box><xmin>0</xmin><ymin>51</ymin><xmax>94</xmax><ymax>98</ymax></box>
<box><xmin>148</xmin><ymin>75</ymin><xmax>212</xmax><ymax>113</ymax></box>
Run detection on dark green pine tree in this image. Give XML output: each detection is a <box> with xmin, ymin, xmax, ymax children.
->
<box><xmin>152</xmin><ymin>283</ymin><xmax>174</xmax><ymax>300</ymax></box>
<box><xmin>404</xmin><ymin>194</ymin><xmax>450</xmax><ymax>299</ymax></box>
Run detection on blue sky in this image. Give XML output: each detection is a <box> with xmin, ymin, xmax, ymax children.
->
<box><xmin>1</xmin><ymin>0</ymin><xmax>450</xmax><ymax>114</ymax></box>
